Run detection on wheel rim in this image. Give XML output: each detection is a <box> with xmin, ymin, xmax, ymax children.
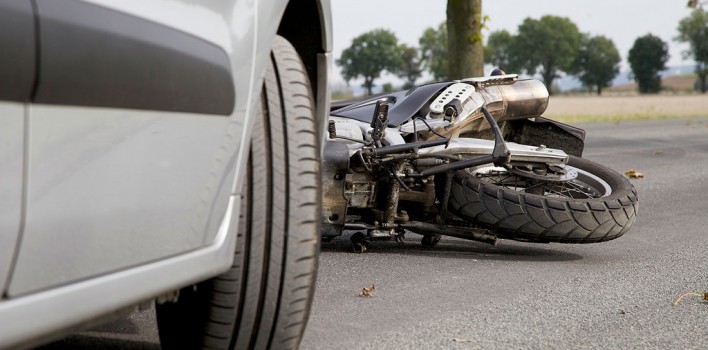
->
<box><xmin>470</xmin><ymin>165</ymin><xmax>613</xmax><ymax>199</ymax></box>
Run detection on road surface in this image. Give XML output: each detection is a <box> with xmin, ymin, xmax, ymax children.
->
<box><xmin>38</xmin><ymin>116</ymin><xmax>708</xmax><ymax>349</ymax></box>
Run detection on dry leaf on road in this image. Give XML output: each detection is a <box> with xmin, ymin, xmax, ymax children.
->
<box><xmin>625</xmin><ymin>169</ymin><xmax>644</xmax><ymax>179</ymax></box>
<box><xmin>358</xmin><ymin>284</ymin><xmax>375</xmax><ymax>297</ymax></box>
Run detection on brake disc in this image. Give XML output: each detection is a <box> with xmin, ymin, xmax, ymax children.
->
<box><xmin>507</xmin><ymin>163</ymin><xmax>578</xmax><ymax>182</ymax></box>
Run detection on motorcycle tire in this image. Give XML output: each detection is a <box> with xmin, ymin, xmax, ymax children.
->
<box><xmin>156</xmin><ymin>35</ymin><xmax>320</xmax><ymax>350</ymax></box>
<box><xmin>449</xmin><ymin>155</ymin><xmax>638</xmax><ymax>243</ymax></box>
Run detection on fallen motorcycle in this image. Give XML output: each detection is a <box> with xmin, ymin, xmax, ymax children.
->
<box><xmin>321</xmin><ymin>73</ymin><xmax>638</xmax><ymax>252</ymax></box>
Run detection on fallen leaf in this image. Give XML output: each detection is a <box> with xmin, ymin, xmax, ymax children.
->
<box><xmin>453</xmin><ymin>338</ymin><xmax>472</xmax><ymax>343</ymax></box>
<box><xmin>358</xmin><ymin>283</ymin><xmax>375</xmax><ymax>297</ymax></box>
<box><xmin>651</xmin><ymin>150</ymin><xmax>665</xmax><ymax>156</ymax></box>
<box><xmin>625</xmin><ymin>169</ymin><xmax>644</xmax><ymax>179</ymax></box>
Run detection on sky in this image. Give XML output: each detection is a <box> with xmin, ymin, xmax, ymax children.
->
<box><xmin>331</xmin><ymin>0</ymin><xmax>695</xmax><ymax>89</ymax></box>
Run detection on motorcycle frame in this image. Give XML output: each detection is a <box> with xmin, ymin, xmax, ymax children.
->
<box><xmin>322</xmin><ymin>106</ymin><xmax>580</xmax><ymax>244</ymax></box>
<box><xmin>322</xmin><ymin>76</ymin><xmax>588</xmax><ymax>244</ymax></box>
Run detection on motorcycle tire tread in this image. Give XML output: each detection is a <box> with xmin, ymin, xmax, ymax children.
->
<box><xmin>449</xmin><ymin>156</ymin><xmax>638</xmax><ymax>243</ymax></box>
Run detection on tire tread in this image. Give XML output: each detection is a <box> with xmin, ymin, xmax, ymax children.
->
<box><xmin>450</xmin><ymin>156</ymin><xmax>638</xmax><ymax>243</ymax></box>
<box><xmin>156</xmin><ymin>35</ymin><xmax>320</xmax><ymax>350</ymax></box>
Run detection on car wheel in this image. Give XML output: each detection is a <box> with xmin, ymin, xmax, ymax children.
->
<box><xmin>156</xmin><ymin>35</ymin><xmax>321</xmax><ymax>350</ymax></box>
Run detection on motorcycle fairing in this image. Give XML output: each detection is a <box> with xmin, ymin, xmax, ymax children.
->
<box><xmin>330</xmin><ymin>82</ymin><xmax>450</xmax><ymax>127</ymax></box>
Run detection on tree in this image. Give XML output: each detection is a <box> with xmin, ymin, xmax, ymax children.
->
<box><xmin>419</xmin><ymin>22</ymin><xmax>449</xmax><ymax>81</ymax></box>
<box><xmin>628</xmin><ymin>34</ymin><xmax>669</xmax><ymax>94</ymax></box>
<box><xmin>576</xmin><ymin>35</ymin><xmax>621</xmax><ymax>95</ymax></box>
<box><xmin>447</xmin><ymin>0</ymin><xmax>484</xmax><ymax>79</ymax></box>
<box><xmin>676</xmin><ymin>8</ymin><xmax>708</xmax><ymax>93</ymax></box>
<box><xmin>382</xmin><ymin>82</ymin><xmax>395</xmax><ymax>93</ymax></box>
<box><xmin>511</xmin><ymin>15</ymin><xmax>583</xmax><ymax>92</ymax></box>
<box><xmin>687</xmin><ymin>0</ymin><xmax>706</xmax><ymax>9</ymax></box>
<box><xmin>485</xmin><ymin>29</ymin><xmax>516</xmax><ymax>72</ymax></box>
<box><xmin>336</xmin><ymin>29</ymin><xmax>402</xmax><ymax>95</ymax></box>
<box><xmin>396</xmin><ymin>45</ymin><xmax>424</xmax><ymax>89</ymax></box>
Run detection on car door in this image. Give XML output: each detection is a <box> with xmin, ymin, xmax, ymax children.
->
<box><xmin>7</xmin><ymin>0</ymin><xmax>256</xmax><ymax>296</ymax></box>
<box><xmin>0</xmin><ymin>0</ymin><xmax>34</xmax><ymax>297</ymax></box>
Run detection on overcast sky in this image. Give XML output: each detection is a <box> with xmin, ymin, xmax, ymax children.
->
<box><xmin>331</xmin><ymin>0</ymin><xmax>695</xmax><ymax>87</ymax></box>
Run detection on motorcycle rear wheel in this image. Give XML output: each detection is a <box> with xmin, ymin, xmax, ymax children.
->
<box><xmin>449</xmin><ymin>156</ymin><xmax>638</xmax><ymax>243</ymax></box>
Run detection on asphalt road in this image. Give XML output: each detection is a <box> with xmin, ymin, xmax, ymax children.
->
<box><xmin>38</xmin><ymin>116</ymin><xmax>708</xmax><ymax>349</ymax></box>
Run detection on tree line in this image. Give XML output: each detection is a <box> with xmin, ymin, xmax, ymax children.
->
<box><xmin>337</xmin><ymin>8</ymin><xmax>708</xmax><ymax>95</ymax></box>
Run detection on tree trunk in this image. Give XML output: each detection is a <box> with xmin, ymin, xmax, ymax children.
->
<box><xmin>447</xmin><ymin>0</ymin><xmax>484</xmax><ymax>79</ymax></box>
<box><xmin>700</xmin><ymin>73</ymin><xmax>707</xmax><ymax>93</ymax></box>
<box><xmin>541</xmin><ymin>71</ymin><xmax>555</xmax><ymax>95</ymax></box>
<box><xmin>597</xmin><ymin>85</ymin><xmax>602</xmax><ymax>95</ymax></box>
<box><xmin>363</xmin><ymin>77</ymin><xmax>374</xmax><ymax>96</ymax></box>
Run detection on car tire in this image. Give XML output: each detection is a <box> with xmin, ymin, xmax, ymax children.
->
<box><xmin>156</xmin><ymin>35</ymin><xmax>321</xmax><ymax>350</ymax></box>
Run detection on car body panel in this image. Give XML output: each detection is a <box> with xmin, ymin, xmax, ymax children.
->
<box><xmin>0</xmin><ymin>0</ymin><xmax>35</xmax><ymax>103</ymax></box>
<box><xmin>0</xmin><ymin>0</ymin><xmax>332</xmax><ymax>347</ymax></box>
<box><xmin>0</xmin><ymin>103</ymin><xmax>25</xmax><ymax>297</ymax></box>
<box><xmin>7</xmin><ymin>0</ymin><xmax>254</xmax><ymax>296</ymax></box>
<box><xmin>0</xmin><ymin>1</ymin><xmax>34</xmax><ymax>295</ymax></box>
<box><xmin>0</xmin><ymin>194</ymin><xmax>239</xmax><ymax>350</ymax></box>
<box><xmin>32</xmin><ymin>0</ymin><xmax>236</xmax><ymax>115</ymax></box>
<box><xmin>318</xmin><ymin>0</ymin><xmax>333</xmax><ymax>51</ymax></box>
<box><xmin>314</xmin><ymin>0</ymin><xmax>333</xmax><ymax>142</ymax></box>
<box><xmin>316</xmin><ymin>52</ymin><xmax>333</xmax><ymax>144</ymax></box>
<box><xmin>8</xmin><ymin>106</ymin><xmax>239</xmax><ymax>295</ymax></box>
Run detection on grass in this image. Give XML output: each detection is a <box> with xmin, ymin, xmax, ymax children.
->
<box><xmin>542</xmin><ymin>94</ymin><xmax>708</xmax><ymax>124</ymax></box>
<box><xmin>331</xmin><ymin>91</ymin><xmax>707</xmax><ymax>124</ymax></box>
<box><xmin>546</xmin><ymin>113</ymin><xmax>708</xmax><ymax>124</ymax></box>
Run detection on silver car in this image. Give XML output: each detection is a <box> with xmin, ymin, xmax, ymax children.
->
<box><xmin>0</xmin><ymin>0</ymin><xmax>331</xmax><ymax>349</ymax></box>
